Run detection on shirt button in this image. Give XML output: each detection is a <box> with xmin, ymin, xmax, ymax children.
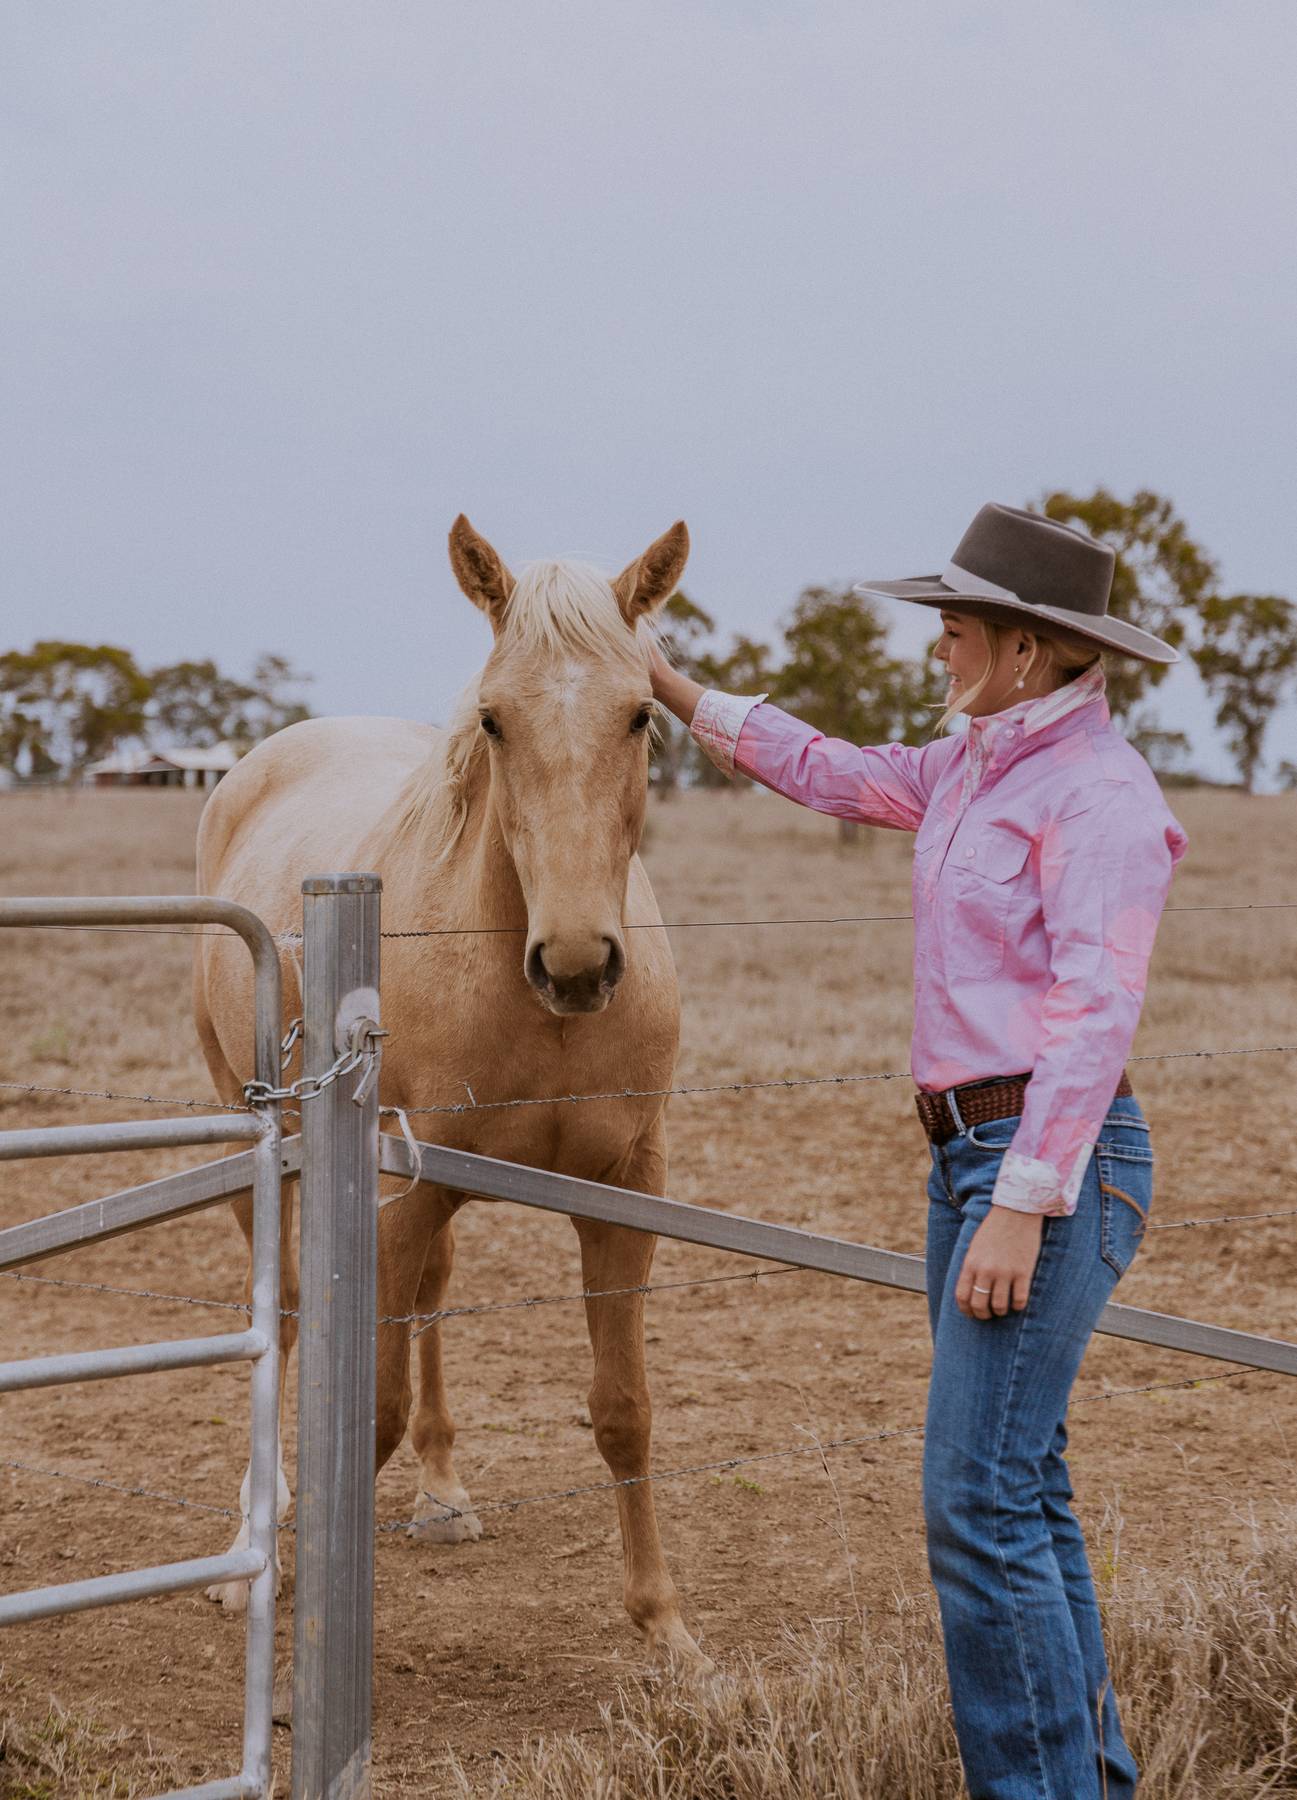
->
<box><xmin>964</xmin><ymin>847</ymin><xmax>975</xmax><ymax>858</ymax></box>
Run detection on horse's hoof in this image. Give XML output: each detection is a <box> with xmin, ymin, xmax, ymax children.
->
<box><xmin>205</xmin><ymin>1577</ymin><xmax>250</xmax><ymax>1613</ymax></box>
<box><xmin>648</xmin><ymin>1621</ymin><xmax>713</xmax><ymax>1676</ymax></box>
<box><xmin>407</xmin><ymin>1497</ymin><xmax>483</xmax><ymax>1544</ymax></box>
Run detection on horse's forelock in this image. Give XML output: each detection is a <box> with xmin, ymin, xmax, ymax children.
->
<box><xmin>500</xmin><ymin>559</ymin><xmax>650</xmax><ymax>666</ymax></box>
<box><xmin>395</xmin><ymin>560</ymin><xmax>652</xmax><ymax>858</ymax></box>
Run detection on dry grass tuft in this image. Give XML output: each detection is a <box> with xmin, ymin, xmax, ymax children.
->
<box><xmin>459</xmin><ymin>1505</ymin><xmax>1297</xmax><ymax>1800</ymax></box>
<box><xmin>0</xmin><ymin>1667</ymin><xmax>184</xmax><ymax>1800</ymax></box>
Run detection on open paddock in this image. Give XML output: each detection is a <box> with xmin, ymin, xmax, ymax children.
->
<box><xmin>1</xmin><ymin>785</ymin><xmax>1294</xmax><ymax>1795</ymax></box>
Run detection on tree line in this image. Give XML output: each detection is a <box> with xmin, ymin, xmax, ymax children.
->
<box><xmin>0</xmin><ymin>646</ymin><xmax>312</xmax><ymax>779</ymax></box>
<box><xmin>3</xmin><ymin>488</ymin><xmax>1292</xmax><ymax>792</ymax></box>
<box><xmin>654</xmin><ymin>488</ymin><xmax>1297</xmax><ymax>797</ymax></box>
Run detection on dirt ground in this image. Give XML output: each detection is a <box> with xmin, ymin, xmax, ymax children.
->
<box><xmin>1</xmin><ymin>786</ymin><xmax>1294</xmax><ymax>1796</ymax></box>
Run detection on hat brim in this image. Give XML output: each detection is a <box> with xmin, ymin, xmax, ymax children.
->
<box><xmin>853</xmin><ymin>576</ymin><xmax>1179</xmax><ymax>666</ymax></box>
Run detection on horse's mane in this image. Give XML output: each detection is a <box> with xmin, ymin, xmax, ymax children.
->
<box><xmin>393</xmin><ymin>559</ymin><xmax>651</xmax><ymax>862</ymax></box>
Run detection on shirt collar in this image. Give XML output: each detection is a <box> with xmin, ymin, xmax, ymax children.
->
<box><xmin>966</xmin><ymin>660</ymin><xmax>1107</xmax><ymax>743</ymax></box>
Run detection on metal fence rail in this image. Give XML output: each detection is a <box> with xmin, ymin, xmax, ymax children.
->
<box><xmin>0</xmin><ymin>896</ymin><xmax>284</xmax><ymax>1800</ymax></box>
<box><xmin>376</xmin><ymin>1133</ymin><xmax>1297</xmax><ymax>1379</ymax></box>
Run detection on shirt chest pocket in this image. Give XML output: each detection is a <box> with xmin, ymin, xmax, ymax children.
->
<box><xmin>944</xmin><ymin>828</ymin><xmax>1034</xmax><ymax>982</ymax></box>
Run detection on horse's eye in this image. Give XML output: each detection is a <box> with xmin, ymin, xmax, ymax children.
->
<box><xmin>480</xmin><ymin>713</ymin><xmax>502</xmax><ymax>739</ymax></box>
<box><xmin>630</xmin><ymin>706</ymin><xmax>653</xmax><ymax>734</ymax></box>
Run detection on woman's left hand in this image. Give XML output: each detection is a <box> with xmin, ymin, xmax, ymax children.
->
<box><xmin>956</xmin><ymin>1207</ymin><xmax>1046</xmax><ymax>1319</ymax></box>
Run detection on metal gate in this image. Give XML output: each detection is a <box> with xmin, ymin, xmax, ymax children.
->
<box><xmin>0</xmin><ymin>896</ymin><xmax>284</xmax><ymax>1800</ymax></box>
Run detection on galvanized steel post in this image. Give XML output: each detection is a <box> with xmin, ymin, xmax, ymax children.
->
<box><xmin>291</xmin><ymin>875</ymin><xmax>382</xmax><ymax>1800</ymax></box>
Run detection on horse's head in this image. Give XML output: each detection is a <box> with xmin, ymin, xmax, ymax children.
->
<box><xmin>448</xmin><ymin>514</ymin><xmax>689</xmax><ymax>1016</ymax></box>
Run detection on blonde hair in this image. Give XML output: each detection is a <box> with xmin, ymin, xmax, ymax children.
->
<box><xmin>933</xmin><ymin>616</ymin><xmax>1102</xmax><ymax>736</ymax></box>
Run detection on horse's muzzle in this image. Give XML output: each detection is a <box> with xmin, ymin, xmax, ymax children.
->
<box><xmin>525</xmin><ymin>936</ymin><xmax>625</xmax><ymax>1015</ymax></box>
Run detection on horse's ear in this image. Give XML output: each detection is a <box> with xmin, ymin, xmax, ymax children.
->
<box><xmin>449</xmin><ymin>515</ymin><xmax>515</xmax><ymax>629</ymax></box>
<box><xmin>612</xmin><ymin>521</ymin><xmax>690</xmax><ymax>626</ymax></box>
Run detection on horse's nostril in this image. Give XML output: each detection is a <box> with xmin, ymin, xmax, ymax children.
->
<box><xmin>525</xmin><ymin>942</ymin><xmax>551</xmax><ymax>990</ymax></box>
<box><xmin>602</xmin><ymin>937</ymin><xmax>625</xmax><ymax>990</ymax></box>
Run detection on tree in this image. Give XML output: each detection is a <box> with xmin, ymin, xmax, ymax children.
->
<box><xmin>1033</xmin><ymin>489</ymin><xmax>1217</xmax><ymax>719</ymax></box>
<box><xmin>1192</xmin><ymin>593</ymin><xmax>1297</xmax><ymax>794</ymax></box>
<box><xmin>236</xmin><ymin>654</ymin><xmax>313</xmax><ymax>745</ymax></box>
<box><xmin>771</xmin><ymin>586</ymin><xmax>931</xmax><ymax>747</ymax></box>
<box><xmin>1124</xmin><ymin>713</ymin><xmax>1194</xmax><ymax>782</ymax></box>
<box><xmin>149</xmin><ymin>659</ymin><xmax>256</xmax><ymax>747</ymax></box>
<box><xmin>0</xmin><ymin>641</ymin><xmax>150</xmax><ymax>775</ymax></box>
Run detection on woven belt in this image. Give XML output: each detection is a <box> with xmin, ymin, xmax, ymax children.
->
<box><xmin>915</xmin><ymin>1068</ymin><xmax>1133</xmax><ymax>1147</ymax></box>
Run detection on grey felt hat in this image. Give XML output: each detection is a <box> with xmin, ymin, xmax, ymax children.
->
<box><xmin>854</xmin><ymin>502</ymin><xmax>1179</xmax><ymax>665</ymax></box>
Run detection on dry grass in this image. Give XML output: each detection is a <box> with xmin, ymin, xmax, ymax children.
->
<box><xmin>459</xmin><ymin>1503</ymin><xmax>1297</xmax><ymax>1800</ymax></box>
<box><xmin>0</xmin><ymin>783</ymin><xmax>1293</xmax><ymax>1795</ymax></box>
<box><xmin>0</xmin><ymin>1666</ymin><xmax>183</xmax><ymax>1800</ymax></box>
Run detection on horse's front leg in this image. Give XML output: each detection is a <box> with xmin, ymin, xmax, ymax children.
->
<box><xmin>573</xmin><ymin>1129</ymin><xmax>704</xmax><ymax>1666</ymax></box>
<box><xmin>406</xmin><ymin>1192</ymin><xmax>483</xmax><ymax>1543</ymax></box>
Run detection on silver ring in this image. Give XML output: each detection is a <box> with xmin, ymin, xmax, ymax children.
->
<box><xmin>972</xmin><ymin>1284</ymin><xmax>992</xmax><ymax>1293</ymax></box>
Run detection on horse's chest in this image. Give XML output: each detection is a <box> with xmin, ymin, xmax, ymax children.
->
<box><xmin>384</xmin><ymin>968</ymin><xmax>675</xmax><ymax>1182</ymax></box>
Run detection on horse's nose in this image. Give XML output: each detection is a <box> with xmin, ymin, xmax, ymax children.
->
<box><xmin>525</xmin><ymin>935</ymin><xmax>625</xmax><ymax>1014</ymax></box>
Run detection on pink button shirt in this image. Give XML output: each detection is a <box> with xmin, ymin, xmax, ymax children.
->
<box><xmin>690</xmin><ymin>663</ymin><xmax>1188</xmax><ymax>1216</ymax></box>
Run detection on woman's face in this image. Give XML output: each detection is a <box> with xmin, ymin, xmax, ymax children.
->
<box><xmin>933</xmin><ymin>610</ymin><xmax>1033</xmax><ymax>717</ymax></box>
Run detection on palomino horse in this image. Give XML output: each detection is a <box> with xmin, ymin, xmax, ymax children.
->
<box><xmin>193</xmin><ymin>517</ymin><xmax>700</xmax><ymax>1661</ymax></box>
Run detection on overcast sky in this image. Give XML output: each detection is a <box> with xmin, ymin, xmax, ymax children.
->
<box><xmin>4</xmin><ymin>2</ymin><xmax>1295</xmax><ymax>783</ymax></box>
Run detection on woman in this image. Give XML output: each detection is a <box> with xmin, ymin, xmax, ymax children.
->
<box><xmin>648</xmin><ymin>502</ymin><xmax>1188</xmax><ymax>1800</ymax></box>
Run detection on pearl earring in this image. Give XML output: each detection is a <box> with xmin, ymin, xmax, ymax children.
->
<box><xmin>1014</xmin><ymin>664</ymin><xmax>1025</xmax><ymax>689</ymax></box>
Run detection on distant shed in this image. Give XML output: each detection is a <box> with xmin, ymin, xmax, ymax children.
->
<box><xmin>85</xmin><ymin>743</ymin><xmax>240</xmax><ymax>790</ymax></box>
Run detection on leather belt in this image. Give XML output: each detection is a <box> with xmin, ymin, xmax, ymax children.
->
<box><xmin>915</xmin><ymin>1068</ymin><xmax>1133</xmax><ymax>1147</ymax></box>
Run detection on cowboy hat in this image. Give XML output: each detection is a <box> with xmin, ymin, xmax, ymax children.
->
<box><xmin>853</xmin><ymin>502</ymin><xmax>1178</xmax><ymax>664</ymax></box>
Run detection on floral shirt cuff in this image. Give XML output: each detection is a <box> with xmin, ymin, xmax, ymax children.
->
<box><xmin>991</xmin><ymin>1143</ymin><xmax>1095</xmax><ymax>1217</ymax></box>
<box><xmin>689</xmin><ymin>689</ymin><xmax>769</xmax><ymax>778</ymax></box>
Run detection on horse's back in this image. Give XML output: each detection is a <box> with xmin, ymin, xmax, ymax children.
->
<box><xmin>198</xmin><ymin>716</ymin><xmax>441</xmax><ymax>893</ymax></box>
<box><xmin>194</xmin><ymin>715</ymin><xmax>443</xmax><ymax>1084</ymax></box>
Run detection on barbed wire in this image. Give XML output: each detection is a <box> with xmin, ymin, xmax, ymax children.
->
<box><xmin>11</xmin><ymin>897</ymin><xmax>1297</xmax><ymax>947</ymax></box>
<box><xmin>1</xmin><ymin>1365</ymin><xmax>1270</xmax><ymax>1542</ymax></box>
<box><xmin>0</xmin><ymin>1456</ymin><xmax>240</xmax><ymax>1522</ymax></box>
<box><xmin>2</xmin><ymin>1193</ymin><xmax>1293</xmax><ymax>1328</ymax></box>
<box><xmin>388</xmin><ymin>1042</ymin><xmax>1297</xmax><ymax>1119</ymax></box>
<box><xmin>0</xmin><ymin>1076</ymin><xmax>245</xmax><ymax>1112</ymax></box>
<box><xmin>376</xmin><ymin>1366</ymin><xmax>1267</xmax><ymax>1531</ymax></box>
<box><xmin>3</xmin><ymin>1038</ymin><xmax>1280</xmax><ymax>1123</ymax></box>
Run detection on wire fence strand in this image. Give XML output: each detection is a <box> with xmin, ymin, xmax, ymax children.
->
<box><xmin>379</xmin><ymin>1365</ymin><xmax>1267</xmax><ymax>1531</ymax></box>
<box><xmin>4</xmin><ymin>1185</ymin><xmax>1293</xmax><ymax>1330</ymax></box>
<box><xmin>2</xmin><ymin>1365</ymin><xmax>1270</xmax><ymax>1541</ymax></box>
<box><xmin>3</xmin><ymin>1038</ymin><xmax>1294</xmax><ymax>1122</ymax></box>
<box><xmin>11</xmin><ymin>896</ymin><xmax>1297</xmax><ymax>946</ymax></box>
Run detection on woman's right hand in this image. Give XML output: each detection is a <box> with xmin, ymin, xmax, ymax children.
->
<box><xmin>645</xmin><ymin>636</ymin><xmax>705</xmax><ymax>725</ymax></box>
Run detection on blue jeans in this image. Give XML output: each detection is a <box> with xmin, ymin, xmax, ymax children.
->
<box><xmin>923</xmin><ymin>1091</ymin><xmax>1153</xmax><ymax>1800</ymax></box>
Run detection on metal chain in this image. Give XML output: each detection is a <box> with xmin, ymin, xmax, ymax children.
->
<box><xmin>379</xmin><ymin>1365</ymin><xmax>1265</xmax><ymax>1530</ymax></box>
<box><xmin>243</xmin><ymin>1018</ymin><xmax>387</xmax><ymax>1108</ymax></box>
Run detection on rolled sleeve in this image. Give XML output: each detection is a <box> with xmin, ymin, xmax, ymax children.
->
<box><xmin>991</xmin><ymin>783</ymin><xmax>1180</xmax><ymax>1216</ymax></box>
<box><xmin>690</xmin><ymin>689</ymin><xmax>770</xmax><ymax>778</ymax></box>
